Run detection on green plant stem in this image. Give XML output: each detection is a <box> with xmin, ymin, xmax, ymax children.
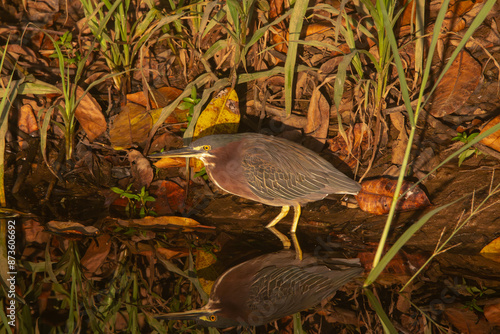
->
<box><xmin>400</xmin><ymin>181</ymin><xmax>500</xmax><ymax>292</ymax></box>
<box><xmin>284</xmin><ymin>0</ymin><xmax>308</xmax><ymax>116</ymax></box>
<box><xmin>371</xmin><ymin>128</ymin><xmax>415</xmax><ymax>271</ymax></box>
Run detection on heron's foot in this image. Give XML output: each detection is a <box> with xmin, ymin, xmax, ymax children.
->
<box><xmin>267</xmin><ymin>226</ymin><xmax>291</xmax><ymax>249</ymax></box>
<box><xmin>290</xmin><ymin>232</ymin><xmax>303</xmax><ymax>261</ymax></box>
<box><xmin>265</xmin><ymin>206</ymin><xmax>290</xmax><ymax>228</ymax></box>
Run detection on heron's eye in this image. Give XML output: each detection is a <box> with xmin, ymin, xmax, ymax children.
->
<box><xmin>203</xmin><ymin>145</ymin><xmax>211</xmax><ymax>151</ymax></box>
<box><xmin>209</xmin><ymin>315</ymin><xmax>217</xmax><ymax>322</ymax></box>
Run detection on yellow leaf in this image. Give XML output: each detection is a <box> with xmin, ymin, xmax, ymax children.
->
<box><xmin>192</xmin><ymin>88</ymin><xmax>240</xmax><ymax>170</ymax></box>
<box><xmin>480</xmin><ymin>236</ymin><xmax>500</xmax><ymax>263</ymax></box>
<box><xmin>196</xmin><ymin>249</ymin><xmax>218</xmax><ymax>295</ymax></box>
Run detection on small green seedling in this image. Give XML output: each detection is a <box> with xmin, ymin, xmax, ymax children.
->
<box><xmin>178</xmin><ymin>86</ymin><xmax>201</xmax><ymax>126</ymax></box>
<box><xmin>452</xmin><ymin>132</ymin><xmax>482</xmax><ymax>166</ymax></box>
<box><xmin>461</xmin><ymin>278</ymin><xmax>496</xmax><ymax>312</ymax></box>
<box><xmin>111</xmin><ymin>185</ymin><xmax>156</xmax><ymax>218</ymax></box>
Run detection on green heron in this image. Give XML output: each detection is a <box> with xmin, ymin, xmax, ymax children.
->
<box><xmin>156</xmin><ymin>250</ymin><xmax>362</xmax><ymax>327</ymax></box>
<box><xmin>151</xmin><ymin>133</ymin><xmax>361</xmax><ymax>233</ymax></box>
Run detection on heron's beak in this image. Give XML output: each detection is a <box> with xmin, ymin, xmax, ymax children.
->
<box><xmin>149</xmin><ymin>147</ymin><xmax>203</xmax><ymax>159</ymax></box>
<box><xmin>155</xmin><ymin>309</ymin><xmax>212</xmax><ymax>321</ymax></box>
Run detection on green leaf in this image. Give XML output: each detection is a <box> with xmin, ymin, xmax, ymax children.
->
<box><xmin>364</xmin><ymin>195</ymin><xmax>465</xmax><ymax>286</ymax></box>
<box><xmin>111</xmin><ymin>187</ymin><xmax>124</xmax><ymax>194</ymax></box>
<box><xmin>458</xmin><ymin>149</ymin><xmax>475</xmax><ymax>166</ymax></box>
<box><xmin>364</xmin><ymin>288</ymin><xmax>398</xmax><ymax>334</ymax></box>
<box><xmin>284</xmin><ymin>0</ymin><xmax>308</xmax><ymax>116</ymax></box>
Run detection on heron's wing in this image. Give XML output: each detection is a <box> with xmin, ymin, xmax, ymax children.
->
<box><xmin>241</xmin><ymin>137</ymin><xmax>360</xmax><ymax>203</ymax></box>
<box><xmin>245</xmin><ymin>264</ymin><xmax>361</xmax><ymax>324</ymax></box>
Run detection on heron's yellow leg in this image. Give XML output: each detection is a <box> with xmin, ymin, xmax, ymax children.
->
<box><xmin>290</xmin><ymin>232</ymin><xmax>303</xmax><ymax>261</ymax></box>
<box><xmin>267</xmin><ymin>226</ymin><xmax>291</xmax><ymax>249</ymax></box>
<box><xmin>265</xmin><ymin>205</ymin><xmax>290</xmax><ymax>228</ymax></box>
<box><xmin>290</xmin><ymin>205</ymin><xmax>301</xmax><ymax>233</ymax></box>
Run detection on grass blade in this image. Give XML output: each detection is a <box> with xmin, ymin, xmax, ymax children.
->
<box><xmin>284</xmin><ymin>0</ymin><xmax>308</xmax><ymax>116</ymax></box>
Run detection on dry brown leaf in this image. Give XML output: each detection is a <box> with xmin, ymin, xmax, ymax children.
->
<box><xmin>46</xmin><ymin>221</ymin><xmax>100</xmax><ymax>237</ymax></box>
<box><xmin>328</xmin><ymin>123</ymin><xmax>370</xmax><ymax>169</ymax></box>
<box><xmin>153</xmin><ymin>157</ymin><xmax>186</xmax><ymax>169</ymax></box>
<box><xmin>444</xmin><ymin>307</ymin><xmax>491</xmax><ymax>333</ymax></box>
<box><xmin>81</xmin><ymin>234</ymin><xmax>112</xmax><ymax>277</ymax></box>
<box><xmin>18</xmin><ymin>104</ymin><xmax>39</xmax><ymax>135</ymax></box>
<box><xmin>303</xmin><ymin>87</ymin><xmax>329</xmax><ymax>152</ymax></box>
<box><xmin>443</xmin><ymin>0</ymin><xmax>475</xmax><ymax>31</ymax></box>
<box><xmin>110</xmin><ymin>100</ymin><xmax>185</xmax><ymax>150</ymax></box>
<box><xmin>127</xmin><ymin>87</ymin><xmax>183</xmax><ymax>109</ymax></box>
<box><xmin>149</xmin><ymin>180</ymin><xmax>187</xmax><ymax>215</ymax></box>
<box><xmin>156</xmin><ymin>247</ymin><xmax>189</xmax><ymax>260</ymax></box>
<box><xmin>149</xmin><ymin>131</ymin><xmax>184</xmax><ymax>154</ymax></box>
<box><xmin>128</xmin><ymin>149</ymin><xmax>154</xmax><ymax>189</ymax></box>
<box><xmin>390</xmin><ymin>112</ymin><xmax>408</xmax><ymax>165</ymax></box>
<box><xmin>427</xmin><ymin>50</ymin><xmax>481</xmax><ymax>118</ymax></box>
<box><xmin>358</xmin><ymin>247</ymin><xmax>427</xmax><ymax>285</ymax></box>
<box><xmin>479</xmin><ymin>115</ymin><xmax>500</xmax><ymax>152</ymax></box>
<box><xmin>304</xmin><ymin>23</ymin><xmax>332</xmax><ymax>36</ymax></box>
<box><xmin>485</xmin><ymin>303</ymin><xmax>500</xmax><ymax>327</ymax></box>
<box><xmin>398</xmin><ymin>0</ymin><xmax>415</xmax><ymax>27</ymax></box>
<box><xmin>73</xmin><ymin>86</ymin><xmax>106</xmax><ymax>141</ymax></box>
<box><xmin>122</xmin><ymin>216</ymin><xmax>206</xmax><ymax>229</ymax></box>
<box><xmin>23</xmin><ymin>219</ymin><xmax>51</xmax><ymax>244</ymax></box>
<box><xmin>7</xmin><ymin>44</ymin><xmax>41</xmax><ymax>64</ymax></box>
<box><xmin>109</xmin><ymin>104</ymin><xmax>150</xmax><ymax>149</ymax></box>
<box><xmin>269</xmin><ymin>0</ymin><xmax>287</xmax><ymax>53</ymax></box>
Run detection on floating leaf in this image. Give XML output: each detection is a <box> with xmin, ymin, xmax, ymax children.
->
<box><xmin>149</xmin><ymin>180</ymin><xmax>187</xmax><ymax>215</ymax></box>
<box><xmin>355</xmin><ymin>178</ymin><xmax>431</xmax><ymax>215</ymax></box>
<box><xmin>46</xmin><ymin>221</ymin><xmax>100</xmax><ymax>237</ymax></box>
<box><xmin>196</xmin><ymin>249</ymin><xmax>218</xmax><ymax>295</ymax></box>
<box><xmin>118</xmin><ymin>216</ymin><xmax>214</xmax><ymax>230</ymax></box>
<box><xmin>80</xmin><ymin>234</ymin><xmax>112</xmax><ymax>277</ymax></box>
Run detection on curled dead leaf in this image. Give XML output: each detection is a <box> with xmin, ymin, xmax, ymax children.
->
<box><xmin>128</xmin><ymin>150</ymin><xmax>154</xmax><ymax>189</ymax></box>
<box><xmin>156</xmin><ymin>247</ymin><xmax>189</xmax><ymax>260</ymax></box>
<box><xmin>328</xmin><ymin>123</ymin><xmax>370</xmax><ymax>169</ymax></box>
<box><xmin>355</xmin><ymin>177</ymin><xmax>431</xmax><ymax>215</ymax></box>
